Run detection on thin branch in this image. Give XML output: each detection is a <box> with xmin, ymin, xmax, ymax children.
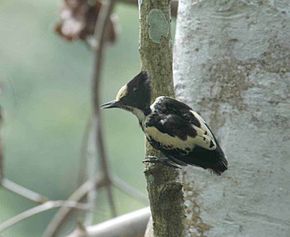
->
<box><xmin>45</xmin><ymin>0</ymin><xmax>155</xmax><ymax>233</ymax></box>
<box><xmin>43</xmin><ymin>173</ymin><xmax>147</xmax><ymax>236</ymax></box>
<box><xmin>77</xmin><ymin>116</ymin><xmax>93</xmax><ymax>185</ymax></box>
<box><xmin>42</xmin><ymin>175</ymin><xmax>104</xmax><ymax>237</ymax></box>
<box><xmin>1</xmin><ymin>178</ymin><xmax>48</xmax><ymax>203</ymax></box>
<box><xmin>0</xmin><ymin>108</ymin><xmax>48</xmax><ymax>204</ymax></box>
<box><xmin>112</xmin><ymin>176</ymin><xmax>148</xmax><ymax>204</ymax></box>
<box><xmin>90</xmin><ymin>0</ymin><xmax>117</xmax><ymax>220</ymax></box>
<box><xmin>43</xmin><ymin>174</ymin><xmax>148</xmax><ymax>236</ymax></box>
<box><xmin>85</xmin><ymin>118</ymin><xmax>98</xmax><ymax>225</ymax></box>
<box><xmin>66</xmin><ymin>223</ymin><xmax>87</xmax><ymax>237</ymax></box>
<box><xmin>0</xmin><ymin>200</ymin><xmax>89</xmax><ymax>233</ymax></box>
<box><xmin>104</xmin><ymin>184</ymin><xmax>115</xmax><ymax>217</ymax></box>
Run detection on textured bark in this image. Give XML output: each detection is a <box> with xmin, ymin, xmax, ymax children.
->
<box><xmin>139</xmin><ymin>0</ymin><xmax>185</xmax><ymax>236</ymax></box>
<box><xmin>174</xmin><ymin>0</ymin><xmax>290</xmax><ymax>236</ymax></box>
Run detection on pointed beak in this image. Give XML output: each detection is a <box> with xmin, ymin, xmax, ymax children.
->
<box><xmin>101</xmin><ymin>100</ymin><xmax>122</xmax><ymax>109</ymax></box>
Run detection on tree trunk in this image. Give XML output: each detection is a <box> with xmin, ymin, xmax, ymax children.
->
<box><xmin>174</xmin><ymin>0</ymin><xmax>290</xmax><ymax>236</ymax></box>
<box><xmin>139</xmin><ymin>0</ymin><xmax>185</xmax><ymax>236</ymax></box>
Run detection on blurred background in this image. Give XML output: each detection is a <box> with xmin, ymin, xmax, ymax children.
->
<box><xmin>0</xmin><ymin>0</ymin><xmax>147</xmax><ymax>236</ymax></box>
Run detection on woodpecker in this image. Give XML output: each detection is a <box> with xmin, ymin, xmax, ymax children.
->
<box><xmin>101</xmin><ymin>71</ymin><xmax>228</xmax><ymax>175</ymax></box>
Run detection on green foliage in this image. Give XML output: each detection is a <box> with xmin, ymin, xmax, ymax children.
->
<box><xmin>0</xmin><ymin>1</ymin><xmax>145</xmax><ymax>236</ymax></box>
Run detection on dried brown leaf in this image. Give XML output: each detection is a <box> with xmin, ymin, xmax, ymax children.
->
<box><xmin>55</xmin><ymin>0</ymin><xmax>117</xmax><ymax>43</ymax></box>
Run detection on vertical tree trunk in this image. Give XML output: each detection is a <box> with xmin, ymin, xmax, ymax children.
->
<box><xmin>174</xmin><ymin>0</ymin><xmax>290</xmax><ymax>236</ymax></box>
<box><xmin>139</xmin><ymin>0</ymin><xmax>184</xmax><ymax>236</ymax></box>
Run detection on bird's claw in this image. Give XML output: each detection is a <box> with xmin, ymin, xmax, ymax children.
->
<box><xmin>143</xmin><ymin>156</ymin><xmax>159</xmax><ymax>163</ymax></box>
<box><xmin>143</xmin><ymin>156</ymin><xmax>181</xmax><ymax>169</ymax></box>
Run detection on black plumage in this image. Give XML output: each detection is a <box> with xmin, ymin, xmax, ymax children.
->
<box><xmin>102</xmin><ymin>71</ymin><xmax>228</xmax><ymax>175</ymax></box>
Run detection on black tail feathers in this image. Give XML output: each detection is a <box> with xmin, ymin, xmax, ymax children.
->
<box><xmin>185</xmin><ymin>145</ymin><xmax>228</xmax><ymax>175</ymax></box>
<box><xmin>209</xmin><ymin>155</ymin><xmax>228</xmax><ymax>175</ymax></box>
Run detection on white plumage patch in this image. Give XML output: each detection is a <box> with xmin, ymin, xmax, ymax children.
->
<box><xmin>116</xmin><ymin>85</ymin><xmax>128</xmax><ymax>101</ymax></box>
<box><xmin>150</xmin><ymin>96</ymin><xmax>165</xmax><ymax>112</ymax></box>
<box><xmin>190</xmin><ymin>110</ymin><xmax>216</xmax><ymax>150</ymax></box>
<box><xmin>144</xmin><ymin>126</ymin><xmax>195</xmax><ymax>150</ymax></box>
<box><xmin>144</xmin><ymin>125</ymin><xmax>216</xmax><ymax>151</ymax></box>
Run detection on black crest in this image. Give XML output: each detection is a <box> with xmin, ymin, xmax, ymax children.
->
<box><xmin>122</xmin><ymin>71</ymin><xmax>152</xmax><ymax>111</ymax></box>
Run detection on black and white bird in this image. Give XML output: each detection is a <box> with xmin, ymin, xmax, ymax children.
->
<box><xmin>101</xmin><ymin>71</ymin><xmax>228</xmax><ymax>175</ymax></box>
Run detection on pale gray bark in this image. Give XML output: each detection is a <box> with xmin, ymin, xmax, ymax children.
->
<box><xmin>174</xmin><ymin>0</ymin><xmax>290</xmax><ymax>236</ymax></box>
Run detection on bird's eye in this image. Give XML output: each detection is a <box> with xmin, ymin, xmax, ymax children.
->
<box><xmin>133</xmin><ymin>87</ymin><xmax>137</xmax><ymax>92</ymax></box>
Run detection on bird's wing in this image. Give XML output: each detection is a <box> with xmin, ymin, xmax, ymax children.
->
<box><xmin>152</xmin><ymin>96</ymin><xmax>217</xmax><ymax>149</ymax></box>
<box><xmin>145</xmin><ymin>110</ymin><xmax>217</xmax><ymax>152</ymax></box>
<box><xmin>152</xmin><ymin>96</ymin><xmax>206</xmax><ymax>128</ymax></box>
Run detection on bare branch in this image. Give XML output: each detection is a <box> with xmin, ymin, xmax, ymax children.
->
<box><xmin>1</xmin><ymin>178</ymin><xmax>48</xmax><ymax>204</ymax></box>
<box><xmin>43</xmin><ymin>171</ymin><xmax>147</xmax><ymax>236</ymax></box>
<box><xmin>104</xmin><ymin>185</ymin><xmax>116</xmax><ymax>217</ymax></box>
<box><xmin>85</xmin><ymin>119</ymin><xmax>98</xmax><ymax>225</ymax></box>
<box><xmin>42</xmin><ymin>175</ymin><xmax>103</xmax><ymax>237</ymax></box>
<box><xmin>77</xmin><ymin>117</ymin><xmax>93</xmax><ymax>185</ymax></box>
<box><xmin>66</xmin><ymin>207</ymin><xmax>150</xmax><ymax>237</ymax></box>
<box><xmin>90</xmin><ymin>0</ymin><xmax>117</xmax><ymax>219</ymax></box>
<box><xmin>0</xmin><ymin>200</ymin><xmax>89</xmax><ymax>233</ymax></box>
<box><xmin>66</xmin><ymin>223</ymin><xmax>87</xmax><ymax>237</ymax></box>
<box><xmin>0</xmin><ymin>108</ymin><xmax>48</xmax><ymax>204</ymax></box>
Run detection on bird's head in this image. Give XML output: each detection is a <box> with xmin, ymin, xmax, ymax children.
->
<box><xmin>101</xmin><ymin>71</ymin><xmax>151</xmax><ymax>120</ymax></box>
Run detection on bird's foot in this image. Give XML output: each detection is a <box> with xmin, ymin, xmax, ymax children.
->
<box><xmin>143</xmin><ymin>156</ymin><xmax>180</xmax><ymax>169</ymax></box>
<box><xmin>143</xmin><ymin>156</ymin><xmax>159</xmax><ymax>163</ymax></box>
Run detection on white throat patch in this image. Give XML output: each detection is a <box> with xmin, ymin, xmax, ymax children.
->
<box><xmin>131</xmin><ymin>107</ymin><xmax>146</xmax><ymax>121</ymax></box>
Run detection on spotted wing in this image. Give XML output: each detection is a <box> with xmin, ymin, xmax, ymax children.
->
<box><xmin>145</xmin><ymin>111</ymin><xmax>216</xmax><ymax>152</ymax></box>
<box><xmin>189</xmin><ymin>110</ymin><xmax>217</xmax><ymax>150</ymax></box>
<box><xmin>148</xmin><ymin>96</ymin><xmax>217</xmax><ymax>151</ymax></box>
